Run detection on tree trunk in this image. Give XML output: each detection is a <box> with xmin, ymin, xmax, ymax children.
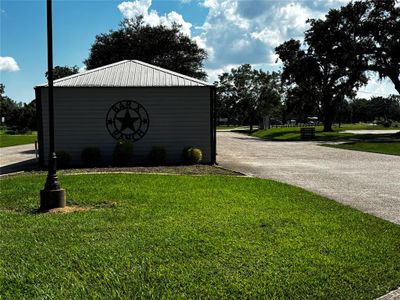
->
<box><xmin>323</xmin><ymin>119</ymin><xmax>333</xmax><ymax>132</ymax></box>
<box><xmin>323</xmin><ymin>105</ymin><xmax>334</xmax><ymax>132</ymax></box>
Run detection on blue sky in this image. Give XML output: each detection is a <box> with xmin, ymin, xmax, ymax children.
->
<box><xmin>0</xmin><ymin>0</ymin><xmax>397</xmax><ymax>103</ymax></box>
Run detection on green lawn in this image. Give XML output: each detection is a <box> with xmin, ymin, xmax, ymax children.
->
<box><xmin>1</xmin><ymin>173</ymin><xmax>399</xmax><ymax>299</ymax></box>
<box><xmin>0</xmin><ymin>131</ymin><xmax>37</xmax><ymax>147</ymax></box>
<box><xmin>252</xmin><ymin>124</ymin><xmax>399</xmax><ymax>141</ymax></box>
<box><xmin>323</xmin><ymin>142</ymin><xmax>400</xmax><ymax>156</ymax></box>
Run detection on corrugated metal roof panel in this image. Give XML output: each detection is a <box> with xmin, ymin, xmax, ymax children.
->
<box><xmin>36</xmin><ymin>60</ymin><xmax>211</xmax><ymax>88</ymax></box>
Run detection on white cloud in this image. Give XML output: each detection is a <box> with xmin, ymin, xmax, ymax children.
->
<box><xmin>277</xmin><ymin>3</ymin><xmax>320</xmax><ymax>30</ymax></box>
<box><xmin>117</xmin><ymin>0</ymin><xmax>359</xmax><ymax>83</ymax></box>
<box><xmin>251</xmin><ymin>28</ymin><xmax>284</xmax><ymax>47</ymax></box>
<box><xmin>118</xmin><ymin>0</ymin><xmax>193</xmax><ymax>37</ymax></box>
<box><xmin>0</xmin><ymin>56</ymin><xmax>20</xmax><ymax>72</ymax></box>
<box><xmin>195</xmin><ymin>0</ymin><xmax>353</xmax><ymax>78</ymax></box>
<box><xmin>357</xmin><ymin>75</ymin><xmax>398</xmax><ymax>99</ymax></box>
<box><xmin>206</xmin><ymin>63</ymin><xmax>240</xmax><ymax>83</ymax></box>
<box><xmin>78</xmin><ymin>66</ymin><xmax>86</xmax><ymax>73</ymax></box>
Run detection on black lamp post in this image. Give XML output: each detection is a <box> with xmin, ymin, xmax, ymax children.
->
<box><xmin>40</xmin><ymin>0</ymin><xmax>65</xmax><ymax>210</ymax></box>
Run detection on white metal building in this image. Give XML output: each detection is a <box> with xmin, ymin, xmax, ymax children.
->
<box><xmin>35</xmin><ymin>60</ymin><xmax>216</xmax><ymax>166</ymax></box>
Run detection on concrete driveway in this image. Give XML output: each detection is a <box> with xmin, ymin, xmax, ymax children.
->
<box><xmin>217</xmin><ymin>131</ymin><xmax>400</xmax><ymax>225</ymax></box>
<box><xmin>0</xmin><ymin>144</ymin><xmax>38</xmax><ymax>175</ymax></box>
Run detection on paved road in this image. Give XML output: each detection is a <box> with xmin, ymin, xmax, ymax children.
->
<box><xmin>0</xmin><ymin>144</ymin><xmax>37</xmax><ymax>175</ymax></box>
<box><xmin>340</xmin><ymin>129</ymin><xmax>400</xmax><ymax>134</ymax></box>
<box><xmin>217</xmin><ymin>131</ymin><xmax>400</xmax><ymax>225</ymax></box>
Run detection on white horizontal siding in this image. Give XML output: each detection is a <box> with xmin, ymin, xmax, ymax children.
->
<box><xmin>40</xmin><ymin>87</ymin><xmax>212</xmax><ymax>165</ymax></box>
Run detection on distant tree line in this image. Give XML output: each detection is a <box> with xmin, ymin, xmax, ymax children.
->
<box><xmin>0</xmin><ymin>84</ymin><xmax>36</xmax><ymax>131</ymax></box>
<box><xmin>343</xmin><ymin>96</ymin><xmax>400</xmax><ymax>125</ymax></box>
<box><xmin>215</xmin><ymin>64</ymin><xmax>282</xmax><ymax>131</ymax></box>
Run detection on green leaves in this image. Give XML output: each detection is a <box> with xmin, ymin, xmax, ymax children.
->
<box><xmin>84</xmin><ymin>17</ymin><xmax>207</xmax><ymax>80</ymax></box>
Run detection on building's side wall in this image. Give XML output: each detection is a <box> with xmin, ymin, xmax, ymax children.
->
<box><xmin>40</xmin><ymin>87</ymin><xmax>212</xmax><ymax>165</ymax></box>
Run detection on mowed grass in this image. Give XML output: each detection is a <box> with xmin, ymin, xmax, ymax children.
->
<box><xmin>0</xmin><ymin>131</ymin><xmax>37</xmax><ymax>147</ymax></box>
<box><xmin>324</xmin><ymin>142</ymin><xmax>400</xmax><ymax>156</ymax></box>
<box><xmin>252</xmin><ymin>124</ymin><xmax>399</xmax><ymax>141</ymax></box>
<box><xmin>1</xmin><ymin>173</ymin><xmax>400</xmax><ymax>299</ymax></box>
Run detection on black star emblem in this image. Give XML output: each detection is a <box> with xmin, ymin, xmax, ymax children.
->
<box><xmin>116</xmin><ymin>109</ymin><xmax>139</xmax><ymax>132</ymax></box>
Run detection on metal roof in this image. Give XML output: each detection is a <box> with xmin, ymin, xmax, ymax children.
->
<box><xmin>37</xmin><ymin>60</ymin><xmax>211</xmax><ymax>88</ymax></box>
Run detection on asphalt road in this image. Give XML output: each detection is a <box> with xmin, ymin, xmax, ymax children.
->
<box><xmin>217</xmin><ymin>131</ymin><xmax>400</xmax><ymax>225</ymax></box>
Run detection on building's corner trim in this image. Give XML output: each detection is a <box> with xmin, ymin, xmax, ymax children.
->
<box><xmin>35</xmin><ymin>87</ymin><xmax>45</xmax><ymax>167</ymax></box>
<box><xmin>210</xmin><ymin>86</ymin><xmax>217</xmax><ymax>165</ymax></box>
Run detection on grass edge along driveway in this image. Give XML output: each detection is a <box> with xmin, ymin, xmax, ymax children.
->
<box><xmin>1</xmin><ymin>173</ymin><xmax>399</xmax><ymax>299</ymax></box>
<box><xmin>322</xmin><ymin>141</ymin><xmax>400</xmax><ymax>156</ymax></box>
<box><xmin>251</xmin><ymin>125</ymin><xmax>399</xmax><ymax>141</ymax></box>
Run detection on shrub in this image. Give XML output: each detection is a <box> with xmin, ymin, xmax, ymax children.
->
<box><xmin>182</xmin><ymin>147</ymin><xmax>203</xmax><ymax>164</ymax></box>
<box><xmin>55</xmin><ymin>151</ymin><xmax>71</xmax><ymax>169</ymax></box>
<box><xmin>148</xmin><ymin>146</ymin><xmax>166</xmax><ymax>165</ymax></box>
<box><xmin>81</xmin><ymin>147</ymin><xmax>102</xmax><ymax>167</ymax></box>
<box><xmin>113</xmin><ymin>140</ymin><xmax>133</xmax><ymax>166</ymax></box>
<box><xmin>5</xmin><ymin>126</ymin><xmax>30</xmax><ymax>134</ymax></box>
<box><xmin>376</xmin><ymin>117</ymin><xmax>393</xmax><ymax>128</ymax></box>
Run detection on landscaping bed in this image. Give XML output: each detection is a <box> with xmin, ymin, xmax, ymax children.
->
<box><xmin>2</xmin><ymin>165</ymin><xmax>242</xmax><ymax>177</ymax></box>
<box><xmin>1</xmin><ymin>173</ymin><xmax>399</xmax><ymax>298</ymax></box>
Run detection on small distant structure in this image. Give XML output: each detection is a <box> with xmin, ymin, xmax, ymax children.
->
<box><xmin>307</xmin><ymin>116</ymin><xmax>318</xmax><ymax>125</ymax></box>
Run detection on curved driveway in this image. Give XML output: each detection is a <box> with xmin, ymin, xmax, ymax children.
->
<box><xmin>0</xmin><ymin>144</ymin><xmax>37</xmax><ymax>175</ymax></box>
<box><xmin>217</xmin><ymin>131</ymin><xmax>400</xmax><ymax>225</ymax></box>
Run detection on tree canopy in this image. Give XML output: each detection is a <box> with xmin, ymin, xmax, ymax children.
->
<box><xmin>308</xmin><ymin>0</ymin><xmax>400</xmax><ymax>93</ymax></box>
<box><xmin>45</xmin><ymin>65</ymin><xmax>79</xmax><ymax>80</ymax></box>
<box><xmin>275</xmin><ymin>0</ymin><xmax>399</xmax><ymax>131</ymax></box>
<box><xmin>215</xmin><ymin>64</ymin><xmax>282</xmax><ymax>130</ymax></box>
<box><xmin>276</xmin><ymin>38</ymin><xmax>367</xmax><ymax>131</ymax></box>
<box><xmin>84</xmin><ymin>17</ymin><xmax>208</xmax><ymax>80</ymax></box>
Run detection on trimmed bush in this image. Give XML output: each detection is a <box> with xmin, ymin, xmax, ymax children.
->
<box><xmin>81</xmin><ymin>147</ymin><xmax>102</xmax><ymax>167</ymax></box>
<box><xmin>5</xmin><ymin>127</ymin><xmax>30</xmax><ymax>135</ymax></box>
<box><xmin>182</xmin><ymin>147</ymin><xmax>203</xmax><ymax>164</ymax></box>
<box><xmin>148</xmin><ymin>146</ymin><xmax>166</xmax><ymax>165</ymax></box>
<box><xmin>376</xmin><ymin>117</ymin><xmax>393</xmax><ymax>128</ymax></box>
<box><xmin>55</xmin><ymin>151</ymin><xmax>71</xmax><ymax>169</ymax></box>
<box><xmin>113</xmin><ymin>140</ymin><xmax>133</xmax><ymax>166</ymax></box>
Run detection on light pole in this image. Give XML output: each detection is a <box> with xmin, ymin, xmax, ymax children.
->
<box><xmin>40</xmin><ymin>0</ymin><xmax>65</xmax><ymax>210</ymax></box>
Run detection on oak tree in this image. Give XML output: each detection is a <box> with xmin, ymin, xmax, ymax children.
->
<box><xmin>84</xmin><ymin>17</ymin><xmax>207</xmax><ymax>80</ymax></box>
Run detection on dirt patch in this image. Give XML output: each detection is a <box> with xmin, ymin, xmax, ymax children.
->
<box><xmin>38</xmin><ymin>206</ymin><xmax>94</xmax><ymax>214</ymax></box>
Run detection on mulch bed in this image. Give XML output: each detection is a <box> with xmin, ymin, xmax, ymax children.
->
<box><xmin>1</xmin><ymin>165</ymin><xmax>243</xmax><ymax>177</ymax></box>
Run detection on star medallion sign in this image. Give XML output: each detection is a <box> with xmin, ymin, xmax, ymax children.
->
<box><xmin>106</xmin><ymin>100</ymin><xmax>150</xmax><ymax>142</ymax></box>
<box><xmin>117</xmin><ymin>109</ymin><xmax>139</xmax><ymax>132</ymax></box>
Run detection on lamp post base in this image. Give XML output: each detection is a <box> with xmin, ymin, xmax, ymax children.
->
<box><xmin>40</xmin><ymin>189</ymin><xmax>66</xmax><ymax>210</ymax></box>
